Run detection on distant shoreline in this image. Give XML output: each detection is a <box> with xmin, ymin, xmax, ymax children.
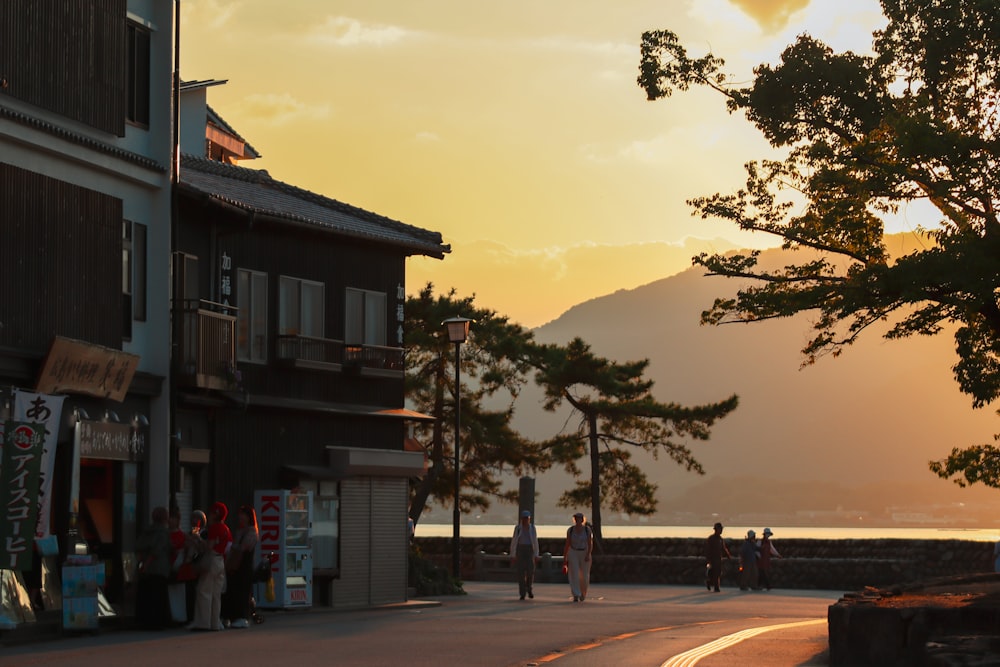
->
<box><xmin>414</xmin><ymin>523</ymin><xmax>1000</xmax><ymax>541</ymax></box>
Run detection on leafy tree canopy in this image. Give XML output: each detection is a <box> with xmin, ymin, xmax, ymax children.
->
<box><xmin>638</xmin><ymin>1</ymin><xmax>1000</xmax><ymax>488</ymax></box>
<box><xmin>532</xmin><ymin>338</ymin><xmax>738</xmax><ymax>538</ymax></box>
<box><xmin>405</xmin><ymin>285</ymin><xmax>549</xmax><ymax>525</ymax></box>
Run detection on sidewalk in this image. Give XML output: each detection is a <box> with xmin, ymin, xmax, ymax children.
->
<box><xmin>0</xmin><ymin>596</ymin><xmax>442</xmax><ymax>647</ymax></box>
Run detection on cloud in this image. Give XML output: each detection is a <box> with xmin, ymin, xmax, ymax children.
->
<box><xmin>527</xmin><ymin>35</ymin><xmax>636</xmax><ymax>61</ymax></box>
<box><xmin>728</xmin><ymin>0</ymin><xmax>811</xmax><ymax>33</ymax></box>
<box><xmin>185</xmin><ymin>0</ymin><xmax>242</xmax><ymax>31</ymax></box>
<box><xmin>236</xmin><ymin>92</ymin><xmax>331</xmax><ymax>125</ymax></box>
<box><xmin>307</xmin><ymin>16</ymin><xmax>413</xmax><ymax>47</ymax></box>
<box><xmin>415</xmin><ymin>131</ymin><xmax>441</xmax><ymax>143</ymax></box>
<box><xmin>407</xmin><ymin>238</ymin><xmax>739</xmax><ymax>328</ymax></box>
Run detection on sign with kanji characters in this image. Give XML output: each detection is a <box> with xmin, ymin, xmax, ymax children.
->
<box><xmin>78</xmin><ymin>421</ymin><xmax>146</xmax><ymax>462</ymax></box>
<box><xmin>35</xmin><ymin>337</ymin><xmax>139</xmax><ymax>402</ymax></box>
<box><xmin>13</xmin><ymin>390</ymin><xmax>65</xmax><ymax>538</ymax></box>
<box><xmin>0</xmin><ymin>421</ymin><xmax>45</xmax><ymax>569</ymax></box>
<box><xmin>219</xmin><ymin>251</ymin><xmax>233</xmax><ymax>307</ymax></box>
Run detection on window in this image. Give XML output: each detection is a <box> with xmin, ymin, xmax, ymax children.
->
<box><xmin>279</xmin><ymin>277</ymin><xmax>324</xmax><ymax>337</ymax></box>
<box><xmin>122</xmin><ymin>221</ymin><xmax>146</xmax><ymax>339</ymax></box>
<box><xmin>122</xmin><ymin>222</ymin><xmax>132</xmax><ymax>340</ymax></box>
<box><xmin>126</xmin><ymin>22</ymin><xmax>151</xmax><ymax>126</ymax></box>
<box><xmin>133</xmin><ymin>223</ymin><xmax>147</xmax><ymax>322</ymax></box>
<box><xmin>345</xmin><ymin>288</ymin><xmax>386</xmax><ymax>345</ymax></box>
<box><xmin>237</xmin><ymin>269</ymin><xmax>268</xmax><ymax>362</ymax></box>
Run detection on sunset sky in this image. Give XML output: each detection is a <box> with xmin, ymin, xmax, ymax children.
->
<box><xmin>180</xmin><ymin>0</ymin><xmax>918</xmax><ymax>327</ymax></box>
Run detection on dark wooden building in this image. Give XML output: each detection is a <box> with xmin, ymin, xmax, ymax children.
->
<box><xmin>173</xmin><ymin>87</ymin><xmax>449</xmax><ymax>607</ymax></box>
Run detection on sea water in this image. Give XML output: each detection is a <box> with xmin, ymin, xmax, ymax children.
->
<box><xmin>413</xmin><ymin>523</ymin><xmax>1000</xmax><ymax>542</ymax></box>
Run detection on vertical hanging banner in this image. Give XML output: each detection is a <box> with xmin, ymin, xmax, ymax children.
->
<box><xmin>13</xmin><ymin>391</ymin><xmax>65</xmax><ymax>539</ymax></box>
<box><xmin>0</xmin><ymin>422</ymin><xmax>45</xmax><ymax>570</ymax></box>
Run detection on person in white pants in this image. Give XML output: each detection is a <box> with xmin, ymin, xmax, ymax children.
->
<box><xmin>563</xmin><ymin>513</ymin><xmax>593</xmax><ymax>602</ymax></box>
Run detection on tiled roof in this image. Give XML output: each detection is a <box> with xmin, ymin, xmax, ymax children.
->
<box><xmin>0</xmin><ymin>103</ymin><xmax>167</xmax><ymax>172</ymax></box>
<box><xmin>179</xmin><ymin>154</ymin><xmax>450</xmax><ymax>258</ymax></box>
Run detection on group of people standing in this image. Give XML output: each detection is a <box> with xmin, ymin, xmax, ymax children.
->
<box><xmin>705</xmin><ymin>522</ymin><xmax>781</xmax><ymax>592</ymax></box>
<box><xmin>135</xmin><ymin>501</ymin><xmax>259</xmax><ymax>630</ymax></box>
<box><xmin>510</xmin><ymin>511</ymin><xmax>594</xmax><ymax>602</ymax></box>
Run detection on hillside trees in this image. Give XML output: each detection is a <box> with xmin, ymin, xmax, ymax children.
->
<box><xmin>404</xmin><ymin>285</ymin><xmax>549</xmax><ymax>526</ymax></box>
<box><xmin>637</xmin><ymin>1</ymin><xmax>1000</xmax><ymax>488</ymax></box>
<box><xmin>532</xmin><ymin>338</ymin><xmax>738</xmax><ymax>539</ymax></box>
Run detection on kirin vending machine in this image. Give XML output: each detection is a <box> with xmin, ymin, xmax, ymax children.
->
<box><xmin>255</xmin><ymin>489</ymin><xmax>313</xmax><ymax>608</ymax></box>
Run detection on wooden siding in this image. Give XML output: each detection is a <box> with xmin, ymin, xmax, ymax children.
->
<box><xmin>0</xmin><ymin>163</ymin><xmax>123</xmax><ymax>351</ymax></box>
<box><xmin>176</xmin><ymin>201</ymin><xmax>407</xmax><ymax>407</ymax></box>
<box><xmin>209</xmin><ymin>410</ymin><xmax>406</xmax><ymax>513</ymax></box>
<box><xmin>0</xmin><ymin>0</ymin><xmax>127</xmax><ymax>135</ymax></box>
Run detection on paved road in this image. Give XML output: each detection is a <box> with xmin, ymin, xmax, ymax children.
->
<box><xmin>0</xmin><ymin>583</ymin><xmax>841</xmax><ymax>667</ymax></box>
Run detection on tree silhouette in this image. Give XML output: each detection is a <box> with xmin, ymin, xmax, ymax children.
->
<box><xmin>638</xmin><ymin>1</ymin><xmax>1000</xmax><ymax>489</ymax></box>
<box><xmin>532</xmin><ymin>338</ymin><xmax>738</xmax><ymax>539</ymax></box>
<box><xmin>404</xmin><ymin>285</ymin><xmax>549</xmax><ymax>526</ymax></box>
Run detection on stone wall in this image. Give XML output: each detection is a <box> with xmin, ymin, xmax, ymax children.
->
<box><xmin>415</xmin><ymin>536</ymin><xmax>996</xmax><ymax>590</ymax></box>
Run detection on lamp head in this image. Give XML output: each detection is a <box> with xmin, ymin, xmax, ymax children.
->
<box><xmin>442</xmin><ymin>316</ymin><xmax>472</xmax><ymax>344</ymax></box>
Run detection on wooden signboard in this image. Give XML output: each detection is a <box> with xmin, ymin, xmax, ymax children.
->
<box><xmin>35</xmin><ymin>337</ymin><xmax>139</xmax><ymax>403</ymax></box>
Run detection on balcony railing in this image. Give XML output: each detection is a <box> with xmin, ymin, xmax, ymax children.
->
<box><xmin>277</xmin><ymin>335</ymin><xmax>404</xmax><ymax>373</ymax></box>
<box><xmin>174</xmin><ymin>299</ymin><xmax>237</xmax><ymax>390</ymax></box>
<box><xmin>343</xmin><ymin>343</ymin><xmax>404</xmax><ymax>371</ymax></box>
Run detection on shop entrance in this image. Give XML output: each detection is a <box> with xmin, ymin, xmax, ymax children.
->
<box><xmin>77</xmin><ymin>459</ymin><xmax>140</xmax><ymax>603</ymax></box>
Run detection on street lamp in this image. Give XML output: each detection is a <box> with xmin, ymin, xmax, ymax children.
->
<box><xmin>442</xmin><ymin>316</ymin><xmax>471</xmax><ymax>577</ymax></box>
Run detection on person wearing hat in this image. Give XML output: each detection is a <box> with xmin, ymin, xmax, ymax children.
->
<box><xmin>757</xmin><ymin>528</ymin><xmax>781</xmax><ymax>591</ymax></box>
<box><xmin>738</xmin><ymin>529</ymin><xmax>760</xmax><ymax>591</ymax></box>
<box><xmin>563</xmin><ymin>513</ymin><xmax>593</xmax><ymax>602</ymax></box>
<box><xmin>189</xmin><ymin>502</ymin><xmax>232</xmax><ymax>630</ymax></box>
<box><xmin>705</xmin><ymin>522</ymin><xmax>731</xmax><ymax>593</ymax></box>
<box><xmin>509</xmin><ymin>510</ymin><xmax>540</xmax><ymax>600</ymax></box>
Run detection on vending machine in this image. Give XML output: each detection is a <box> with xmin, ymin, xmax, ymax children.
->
<box><xmin>254</xmin><ymin>489</ymin><xmax>313</xmax><ymax>609</ymax></box>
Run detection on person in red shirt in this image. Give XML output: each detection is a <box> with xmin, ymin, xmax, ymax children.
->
<box><xmin>167</xmin><ymin>509</ymin><xmax>196</xmax><ymax>624</ymax></box>
<box><xmin>188</xmin><ymin>502</ymin><xmax>232</xmax><ymax>630</ymax></box>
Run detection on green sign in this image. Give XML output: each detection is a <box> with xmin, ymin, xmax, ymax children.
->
<box><xmin>0</xmin><ymin>421</ymin><xmax>45</xmax><ymax>569</ymax></box>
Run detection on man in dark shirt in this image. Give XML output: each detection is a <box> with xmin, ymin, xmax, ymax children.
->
<box><xmin>705</xmin><ymin>522</ymin><xmax>731</xmax><ymax>592</ymax></box>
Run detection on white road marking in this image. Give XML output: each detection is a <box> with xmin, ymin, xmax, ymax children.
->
<box><xmin>659</xmin><ymin>619</ymin><xmax>825</xmax><ymax>667</ymax></box>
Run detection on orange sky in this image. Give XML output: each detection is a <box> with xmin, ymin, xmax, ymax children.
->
<box><xmin>181</xmin><ymin>0</ymin><xmax>918</xmax><ymax>327</ymax></box>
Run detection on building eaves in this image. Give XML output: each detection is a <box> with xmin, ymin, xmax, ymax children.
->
<box><xmin>178</xmin><ymin>154</ymin><xmax>450</xmax><ymax>259</ymax></box>
<box><xmin>179</xmin><ymin>79</ymin><xmax>228</xmax><ymax>92</ymax></box>
<box><xmin>0</xmin><ymin>104</ymin><xmax>167</xmax><ymax>172</ymax></box>
<box><xmin>205</xmin><ymin>104</ymin><xmax>260</xmax><ymax>159</ymax></box>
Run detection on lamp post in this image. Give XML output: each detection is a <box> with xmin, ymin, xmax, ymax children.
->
<box><xmin>442</xmin><ymin>316</ymin><xmax>471</xmax><ymax>577</ymax></box>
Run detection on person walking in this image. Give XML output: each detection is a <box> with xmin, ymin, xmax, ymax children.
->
<box><xmin>510</xmin><ymin>510</ymin><xmax>540</xmax><ymax>600</ymax></box>
<box><xmin>135</xmin><ymin>506</ymin><xmax>172</xmax><ymax>629</ymax></box>
<box><xmin>738</xmin><ymin>529</ymin><xmax>759</xmax><ymax>591</ymax></box>
<box><xmin>223</xmin><ymin>505</ymin><xmax>259</xmax><ymax>628</ymax></box>
<box><xmin>705</xmin><ymin>522</ymin><xmax>731</xmax><ymax>592</ymax></box>
<box><xmin>563</xmin><ymin>513</ymin><xmax>593</xmax><ymax>602</ymax></box>
<box><xmin>756</xmin><ymin>527</ymin><xmax>781</xmax><ymax>591</ymax></box>
<box><xmin>189</xmin><ymin>502</ymin><xmax>232</xmax><ymax>631</ymax></box>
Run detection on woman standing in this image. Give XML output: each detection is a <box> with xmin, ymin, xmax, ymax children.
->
<box><xmin>223</xmin><ymin>505</ymin><xmax>259</xmax><ymax>628</ymax></box>
<box><xmin>189</xmin><ymin>502</ymin><xmax>232</xmax><ymax>630</ymax></box>
<box><xmin>739</xmin><ymin>530</ymin><xmax>759</xmax><ymax>591</ymax></box>
<box><xmin>135</xmin><ymin>507</ymin><xmax>172</xmax><ymax>629</ymax></box>
<box><xmin>756</xmin><ymin>528</ymin><xmax>781</xmax><ymax>591</ymax></box>
<box><xmin>562</xmin><ymin>513</ymin><xmax>593</xmax><ymax>602</ymax></box>
<box><xmin>184</xmin><ymin>510</ymin><xmax>208</xmax><ymax>623</ymax></box>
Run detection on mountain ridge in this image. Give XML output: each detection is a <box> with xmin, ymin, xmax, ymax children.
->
<box><xmin>504</xmin><ymin>235</ymin><xmax>1000</xmax><ymax>527</ymax></box>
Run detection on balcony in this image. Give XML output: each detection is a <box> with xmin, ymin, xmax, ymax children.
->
<box><xmin>174</xmin><ymin>299</ymin><xmax>238</xmax><ymax>390</ymax></box>
<box><xmin>276</xmin><ymin>334</ymin><xmax>404</xmax><ymax>377</ymax></box>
